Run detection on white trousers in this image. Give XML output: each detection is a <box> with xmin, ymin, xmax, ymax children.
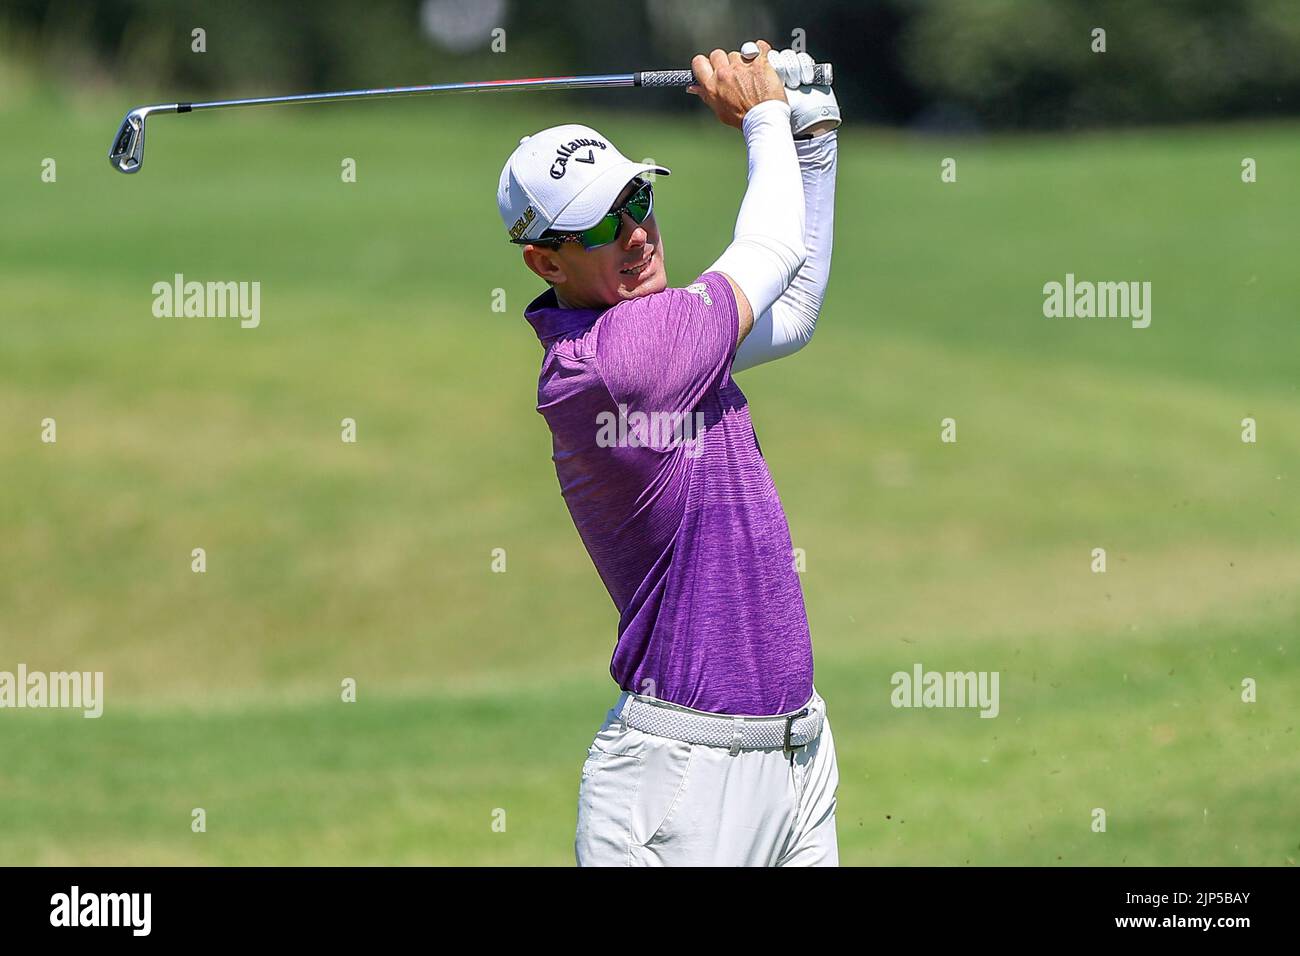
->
<box><xmin>574</xmin><ymin>687</ymin><xmax>840</xmax><ymax>866</ymax></box>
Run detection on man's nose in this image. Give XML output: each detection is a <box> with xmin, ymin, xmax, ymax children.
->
<box><xmin>622</xmin><ymin>212</ymin><xmax>647</xmax><ymax>248</ymax></box>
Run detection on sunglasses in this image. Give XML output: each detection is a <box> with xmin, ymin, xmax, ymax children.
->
<box><xmin>523</xmin><ymin>179</ymin><xmax>654</xmax><ymax>251</ymax></box>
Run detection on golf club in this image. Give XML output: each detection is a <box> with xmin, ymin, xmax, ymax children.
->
<box><xmin>108</xmin><ymin>62</ymin><xmax>834</xmax><ymax>174</ymax></box>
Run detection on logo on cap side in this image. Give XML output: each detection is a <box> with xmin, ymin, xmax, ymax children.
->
<box><xmin>550</xmin><ymin>138</ymin><xmax>608</xmax><ymax>180</ymax></box>
<box><xmin>509</xmin><ymin>205</ymin><xmax>537</xmax><ymax>240</ymax></box>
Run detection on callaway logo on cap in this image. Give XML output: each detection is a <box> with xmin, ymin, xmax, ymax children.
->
<box><xmin>498</xmin><ymin>124</ymin><xmax>669</xmax><ymax>243</ymax></box>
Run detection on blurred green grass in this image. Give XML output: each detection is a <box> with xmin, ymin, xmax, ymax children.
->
<box><xmin>1</xmin><ymin>93</ymin><xmax>1297</xmax><ymax>864</ymax></box>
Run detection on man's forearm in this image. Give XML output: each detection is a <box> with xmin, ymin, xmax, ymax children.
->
<box><xmin>733</xmin><ymin>129</ymin><xmax>837</xmax><ymax>373</ymax></box>
<box><xmin>706</xmin><ymin>100</ymin><xmax>808</xmax><ymax>322</ymax></box>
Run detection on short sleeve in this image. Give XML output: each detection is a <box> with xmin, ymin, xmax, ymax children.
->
<box><xmin>596</xmin><ymin>271</ymin><xmax>739</xmax><ymax>417</ymax></box>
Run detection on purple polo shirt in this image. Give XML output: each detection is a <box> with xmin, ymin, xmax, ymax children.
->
<box><xmin>524</xmin><ymin>270</ymin><xmax>812</xmax><ymax>716</ymax></box>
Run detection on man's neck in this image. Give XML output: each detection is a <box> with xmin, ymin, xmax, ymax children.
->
<box><xmin>553</xmin><ymin>287</ymin><xmax>614</xmax><ymax>311</ymax></box>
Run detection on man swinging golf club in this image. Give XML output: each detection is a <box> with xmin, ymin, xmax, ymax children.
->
<box><xmin>497</xmin><ymin>39</ymin><xmax>841</xmax><ymax>866</ymax></box>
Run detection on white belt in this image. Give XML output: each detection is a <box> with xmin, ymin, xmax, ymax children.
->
<box><xmin>615</xmin><ymin>692</ymin><xmax>824</xmax><ymax>757</ymax></box>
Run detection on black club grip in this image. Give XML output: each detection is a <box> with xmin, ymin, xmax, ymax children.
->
<box><xmin>636</xmin><ymin>63</ymin><xmax>833</xmax><ymax>88</ymax></box>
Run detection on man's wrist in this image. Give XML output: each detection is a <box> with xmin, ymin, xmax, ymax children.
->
<box><xmin>796</xmin><ymin>125</ymin><xmax>838</xmax><ymax>141</ymax></box>
<box><xmin>795</xmin><ymin>127</ymin><xmax>836</xmax><ymax>158</ymax></box>
<box><xmin>742</xmin><ymin>98</ymin><xmax>792</xmax><ymax>133</ymax></box>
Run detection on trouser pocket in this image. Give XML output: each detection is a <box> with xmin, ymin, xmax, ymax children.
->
<box><xmin>630</xmin><ymin>735</ymin><xmax>694</xmax><ymax>848</ymax></box>
<box><xmin>575</xmin><ymin>744</ymin><xmax>643</xmax><ymax>866</ymax></box>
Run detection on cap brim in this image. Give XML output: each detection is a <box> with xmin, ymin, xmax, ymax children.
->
<box><xmin>549</xmin><ymin>160</ymin><xmax>670</xmax><ymax>232</ymax></box>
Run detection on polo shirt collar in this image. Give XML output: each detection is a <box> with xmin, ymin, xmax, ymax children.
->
<box><xmin>524</xmin><ymin>287</ymin><xmax>604</xmax><ymax>345</ymax></box>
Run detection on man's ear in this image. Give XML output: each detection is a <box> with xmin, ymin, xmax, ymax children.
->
<box><xmin>523</xmin><ymin>245</ymin><xmax>566</xmax><ymax>286</ymax></box>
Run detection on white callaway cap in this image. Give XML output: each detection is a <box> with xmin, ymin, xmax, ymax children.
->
<box><xmin>498</xmin><ymin>124</ymin><xmax>670</xmax><ymax>243</ymax></box>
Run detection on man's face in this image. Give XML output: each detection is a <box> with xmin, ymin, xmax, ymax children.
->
<box><xmin>523</xmin><ymin>178</ymin><xmax>666</xmax><ymax>308</ymax></box>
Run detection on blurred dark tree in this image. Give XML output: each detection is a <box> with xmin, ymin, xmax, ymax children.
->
<box><xmin>1</xmin><ymin>0</ymin><xmax>1297</xmax><ymax>127</ymax></box>
<box><xmin>901</xmin><ymin>0</ymin><xmax>1300</xmax><ymax>128</ymax></box>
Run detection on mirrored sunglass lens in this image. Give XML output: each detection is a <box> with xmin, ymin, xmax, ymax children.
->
<box><xmin>580</xmin><ymin>215</ymin><xmax>620</xmax><ymax>249</ymax></box>
<box><xmin>628</xmin><ymin>185</ymin><xmax>653</xmax><ymax>222</ymax></box>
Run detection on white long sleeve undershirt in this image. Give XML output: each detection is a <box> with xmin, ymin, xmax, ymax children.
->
<box><xmin>732</xmin><ymin>129</ymin><xmax>837</xmax><ymax>373</ymax></box>
<box><xmin>706</xmin><ymin>100</ymin><xmax>808</xmax><ymax>324</ymax></box>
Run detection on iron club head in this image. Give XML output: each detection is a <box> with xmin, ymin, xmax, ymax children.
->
<box><xmin>109</xmin><ymin>106</ymin><xmax>177</xmax><ymax>173</ymax></box>
<box><xmin>108</xmin><ymin>108</ymin><xmax>147</xmax><ymax>173</ymax></box>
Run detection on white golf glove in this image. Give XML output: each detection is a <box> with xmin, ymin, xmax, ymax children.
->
<box><xmin>767</xmin><ymin>47</ymin><xmax>841</xmax><ymax>137</ymax></box>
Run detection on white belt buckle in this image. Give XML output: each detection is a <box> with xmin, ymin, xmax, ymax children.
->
<box><xmin>783</xmin><ymin>707</ymin><xmax>811</xmax><ymax>757</ymax></box>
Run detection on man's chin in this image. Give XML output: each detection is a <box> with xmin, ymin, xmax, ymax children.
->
<box><xmin>616</xmin><ymin>266</ymin><xmax>666</xmax><ymax>300</ymax></box>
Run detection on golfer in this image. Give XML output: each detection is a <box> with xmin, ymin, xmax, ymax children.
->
<box><xmin>496</xmin><ymin>40</ymin><xmax>840</xmax><ymax>866</ymax></box>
